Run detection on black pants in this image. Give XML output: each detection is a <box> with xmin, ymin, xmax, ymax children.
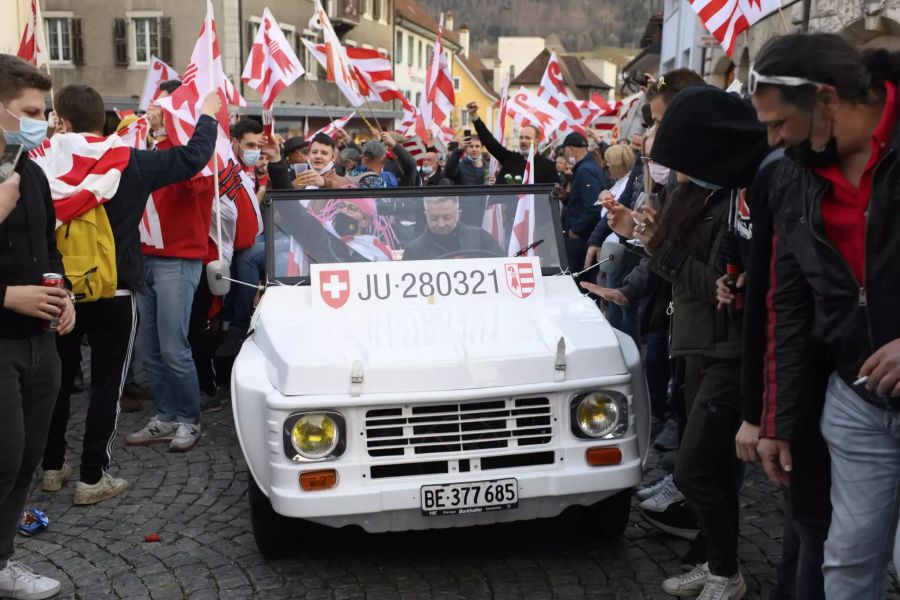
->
<box><xmin>189</xmin><ymin>275</ymin><xmax>217</xmax><ymax>397</ymax></box>
<box><xmin>42</xmin><ymin>295</ymin><xmax>137</xmax><ymax>484</ymax></box>
<box><xmin>0</xmin><ymin>333</ymin><xmax>60</xmax><ymax>568</ymax></box>
<box><xmin>675</xmin><ymin>355</ymin><xmax>743</xmax><ymax>577</ymax></box>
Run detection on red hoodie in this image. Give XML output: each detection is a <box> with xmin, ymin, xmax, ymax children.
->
<box><xmin>141</xmin><ymin>137</ymin><xmax>216</xmax><ymax>260</ymax></box>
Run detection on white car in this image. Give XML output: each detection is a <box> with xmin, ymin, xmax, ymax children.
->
<box><xmin>230</xmin><ymin>185</ymin><xmax>650</xmax><ymax>557</ymax></box>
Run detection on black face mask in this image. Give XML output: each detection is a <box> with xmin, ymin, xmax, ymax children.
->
<box><xmin>332</xmin><ymin>211</ymin><xmax>360</xmax><ymax>237</ymax></box>
<box><xmin>785</xmin><ymin>114</ymin><xmax>839</xmax><ymax>169</ymax></box>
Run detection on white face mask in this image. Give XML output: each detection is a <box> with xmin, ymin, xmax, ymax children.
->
<box><xmin>310</xmin><ymin>160</ymin><xmax>335</xmax><ymax>175</ymax></box>
<box><xmin>648</xmin><ymin>161</ymin><xmax>670</xmax><ymax>185</ymax></box>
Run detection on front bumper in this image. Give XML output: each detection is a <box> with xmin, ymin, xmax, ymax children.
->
<box><xmin>233</xmin><ymin>341</ymin><xmax>645</xmax><ymax>533</ymax></box>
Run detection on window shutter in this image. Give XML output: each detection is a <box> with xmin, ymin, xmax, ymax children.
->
<box><xmin>159</xmin><ymin>17</ymin><xmax>172</xmax><ymax>64</ymax></box>
<box><xmin>114</xmin><ymin>18</ymin><xmax>128</xmax><ymax>66</ymax></box>
<box><xmin>373</xmin><ymin>0</ymin><xmax>381</xmax><ymax>20</ymax></box>
<box><xmin>72</xmin><ymin>18</ymin><xmax>85</xmax><ymax>65</ymax></box>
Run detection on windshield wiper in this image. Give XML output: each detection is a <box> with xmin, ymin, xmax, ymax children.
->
<box><xmin>513</xmin><ymin>239</ymin><xmax>544</xmax><ymax>257</ymax></box>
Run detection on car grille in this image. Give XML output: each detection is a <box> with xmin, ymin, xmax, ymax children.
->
<box><xmin>364</xmin><ymin>397</ymin><xmax>553</xmax><ymax>458</ymax></box>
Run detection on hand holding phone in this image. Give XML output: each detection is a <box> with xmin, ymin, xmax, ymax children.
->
<box><xmin>0</xmin><ymin>145</ymin><xmax>23</xmax><ymax>184</ymax></box>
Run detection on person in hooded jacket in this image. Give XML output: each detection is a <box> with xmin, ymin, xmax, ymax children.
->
<box><xmin>617</xmin><ymin>87</ymin><xmax>772</xmax><ymax>600</ymax></box>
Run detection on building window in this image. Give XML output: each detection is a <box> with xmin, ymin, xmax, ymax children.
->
<box><xmin>418</xmin><ymin>40</ymin><xmax>423</xmax><ymax>69</ymax></box>
<box><xmin>396</xmin><ymin>31</ymin><xmax>403</xmax><ymax>64</ymax></box>
<box><xmin>373</xmin><ymin>0</ymin><xmax>383</xmax><ymax>22</ymax></box>
<box><xmin>460</xmin><ymin>109</ymin><xmax>469</xmax><ymax>127</ymax></box>
<box><xmin>426</xmin><ymin>46</ymin><xmax>433</xmax><ymax>67</ymax></box>
<box><xmin>452</xmin><ymin>77</ymin><xmax>461</xmax><ymax>91</ymax></box>
<box><xmin>415</xmin><ymin>91</ymin><xmax>421</xmax><ymax>106</ymax></box>
<box><xmin>407</xmin><ymin>35</ymin><xmax>414</xmax><ymax>67</ymax></box>
<box><xmin>45</xmin><ymin>17</ymin><xmax>71</xmax><ymax>63</ymax></box>
<box><xmin>301</xmin><ymin>31</ymin><xmax>318</xmax><ymax>80</ymax></box>
<box><xmin>133</xmin><ymin>17</ymin><xmax>159</xmax><ymax>65</ymax></box>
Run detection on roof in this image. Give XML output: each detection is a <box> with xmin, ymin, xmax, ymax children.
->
<box><xmin>571</xmin><ymin>46</ymin><xmax>640</xmax><ymax>68</ymax></box>
<box><xmin>395</xmin><ymin>0</ymin><xmax>460</xmax><ymax>47</ymax></box>
<box><xmin>455</xmin><ymin>48</ymin><xmax>498</xmax><ymax>101</ymax></box>
<box><xmin>511</xmin><ymin>49</ymin><xmax>612</xmax><ymax>99</ymax></box>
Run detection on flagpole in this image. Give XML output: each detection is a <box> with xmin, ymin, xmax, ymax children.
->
<box><xmin>207</xmin><ymin>6</ymin><xmax>222</xmax><ymax>262</ymax></box>
<box><xmin>362</xmin><ymin>96</ymin><xmax>383</xmax><ymax>134</ymax></box>
<box><xmin>777</xmin><ymin>0</ymin><xmax>789</xmax><ymax>32</ymax></box>
<box><xmin>309</xmin><ymin>81</ymin><xmax>340</xmax><ymax>128</ymax></box>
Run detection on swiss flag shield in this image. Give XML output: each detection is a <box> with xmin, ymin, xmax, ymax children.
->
<box><xmin>319</xmin><ymin>269</ymin><xmax>351</xmax><ymax>309</ymax></box>
<box><xmin>505</xmin><ymin>263</ymin><xmax>536</xmax><ymax>299</ymax></box>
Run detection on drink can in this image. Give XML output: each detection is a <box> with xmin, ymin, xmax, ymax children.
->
<box><xmin>42</xmin><ymin>273</ymin><xmax>64</xmax><ymax>331</ymax></box>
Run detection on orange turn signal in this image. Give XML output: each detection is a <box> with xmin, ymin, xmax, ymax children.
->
<box><xmin>299</xmin><ymin>469</ymin><xmax>338</xmax><ymax>491</ymax></box>
<box><xmin>586</xmin><ymin>447</ymin><xmax>622</xmax><ymax>466</ymax></box>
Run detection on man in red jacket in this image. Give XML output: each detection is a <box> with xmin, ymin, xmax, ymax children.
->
<box><xmin>126</xmin><ymin>80</ymin><xmax>216</xmax><ymax>453</ymax></box>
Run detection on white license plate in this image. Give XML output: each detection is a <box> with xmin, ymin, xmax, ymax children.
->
<box><xmin>421</xmin><ymin>478</ymin><xmax>518</xmax><ymax>516</ymax></box>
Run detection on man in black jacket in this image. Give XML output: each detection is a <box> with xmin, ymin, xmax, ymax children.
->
<box><xmin>750</xmin><ymin>34</ymin><xmax>900</xmax><ymax>597</ymax></box>
<box><xmin>465</xmin><ymin>101</ymin><xmax>557</xmax><ymax>184</ymax></box>
<box><xmin>403</xmin><ymin>196</ymin><xmax>502</xmax><ymax>261</ymax></box>
<box><xmin>0</xmin><ymin>54</ymin><xmax>73</xmax><ymax>600</ymax></box>
<box><xmin>38</xmin><ymin>84</ymin><xmax>218</xmax><ymax>507</ymax></box>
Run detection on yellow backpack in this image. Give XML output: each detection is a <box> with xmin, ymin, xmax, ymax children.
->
<box><xmin>56</xmin><ymin>206</ymin><xmax>117</xmax><ymax>302</ymax></box>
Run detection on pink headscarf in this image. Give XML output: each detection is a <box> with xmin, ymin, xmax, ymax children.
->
<box><xmin>318</xmin><ymin>198</ymin><xmax>398</xmax><ymax>249</ymax></box>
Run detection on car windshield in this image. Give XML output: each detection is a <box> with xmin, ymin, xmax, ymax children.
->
<box><xmin>265</xmin><ymin>187</ymin><xmax>564</xmax><ymax>282</ymax></box>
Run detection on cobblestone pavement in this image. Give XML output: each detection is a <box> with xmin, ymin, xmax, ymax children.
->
<box><xmin>11</xmin><ymin>390</ymin><xmax>900</xmax><ymax>600</ymax></box>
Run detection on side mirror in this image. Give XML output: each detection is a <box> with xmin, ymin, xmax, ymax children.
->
<box><xmin>206</xmin><ymin>260</ymin><xmax>231</xmax><ymax>296</ymax></box>
<box><xmin>596</xmin><ymin>241</ymin><xmax>625</xmax><ymax>275</ymax></box>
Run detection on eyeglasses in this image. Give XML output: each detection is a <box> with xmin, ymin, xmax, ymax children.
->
<box><xmin>748</xmin><ymin>65</ymin><xmax>825</xmax><ymax>95</ymax></box>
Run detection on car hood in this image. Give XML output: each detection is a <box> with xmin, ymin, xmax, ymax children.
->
<box><xmin>249</xmin><ymin>278</ymin><xmax>628</xmax><ymax>396</ymax></box>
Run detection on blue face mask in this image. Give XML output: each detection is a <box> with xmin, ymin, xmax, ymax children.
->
<box><xmin>242</xmin><ymin>148</ymin><xmax>261</xmax><ymax>167</ymax></box>
<box><xmin>2</xmin><ymin>106</ymin><xmax>48</xmax><ymax>151</ymax></box>
<box><xmin>422</xmin><ymin>165</ymin><xmax>434</xmax><ymax>175</ymax></box>
<box><xmin>688</xmin><ymin>176</ymin><xmax>723</xmax><ymax>191</ymax></box>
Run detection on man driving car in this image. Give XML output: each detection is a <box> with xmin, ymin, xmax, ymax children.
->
<box><xmin>403</xmin><ymin>196</ymin><xmax>503</xmax><ymax>261</ymax></box>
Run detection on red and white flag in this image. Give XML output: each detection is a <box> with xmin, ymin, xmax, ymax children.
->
<box><xmin>506</xmin><ymin>86</ymin><xmax>570</xmax><ymax>139</ymax></box>
<box><xmin>242</xmin><ymin>8</ymin><xmax>304</xmax><ymax>109</ymax></box>
<box><xmin>490</xmin><ymin>77</ymin><xmax>510</xmax><ymax>177</ymax></box>
<box><xmin>306</xmin><ymin>112</ymin><xmax>355</xmax><ymax>141</ymax></box>
<box><xmin>138</xmin><ymin>57</ymin><xmax>181</xmax><ymax>111</ymax></box>
<box><xmin>308</xmin><ymin>0</ymin><xmax>368</xmax><ymax>107</ymax></box>
<box><xmin>419</xmin><ymin>13</ymin><xmax>455</xmax><ymax>135</ymax></box>
<box><xmin>482</xmin><ymin>202</ymin><xmax>506</xmax><ymax>247</ymax></box>
<box><xmin>29</xmin><ymin>134</ymin><xmax>131</xmax><ymax>227</ymax></box>
<box><xmin>508</xmin><ymin>146</ymin><xmax>536</xmax><ymax>257</ymax></box>
<box><xmin>303</xmin><ymin>40</ymin><xmax>406</xmax><ymax>105</ymax></box>
<box><xmin>16</xmin><ymin>0</ymin><xmax>48</xmax><ymax>69</ymax></box>
<box><xmin>401</xmin><ymin>136</ymin><xmax>427</xmax><ymax>165</ymax></box>
<box><xmin>116</xmin><ymin>115</ymin><xmax>150</xmax><ymax>150</ymax></box>
<box><xmin>155</xmin><ymin>0</ymin><xmax>236</xmax><ymax>175</ymax></box>
<box><xmin>538</xmin><ymin>52</ymin><xmax>593</xmax><ymax>131</ymax></box>
<box><xmin>689</xmin><ymin>0</ymin><xmax>782</xmax><ymax>57</ymax></box>
<box><xmin>286</xmin><ymin>236</ymin><xmax>308</xmax><ymax>277</ymax></box>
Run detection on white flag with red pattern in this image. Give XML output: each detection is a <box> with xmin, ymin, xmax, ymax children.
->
<box><xmin>689</xmin><ymin>0</ymin><xmax>781</xmax><ymax>57</ymax></box>
<box><xmin>16</xmin><ymin>0</ymin><xmax>48</xmax><ymax>69</ymax></box>
<box><xmin>138</xmin><ymin>57</ymin><xmax>181</xmax><ymax>112</ymax></box>
<box><xmin>418</xmin><ymin>13</ymin><xmax>455</xmax><ymax>134</ymax></box>
<box><xmin>303</xmin><ymin>40</ymin><xmax>406</xmax><ymax>105</ymax></box>
<box><xmin>308</xmin><ymin>0</ymin><xmax>368</xmax><ymax>107</ymax></box>
<box><xmin>242</xmin><ymin>8</ymin><xmax>304</xmax><ymax>109</ymax></box>
<box><xmin>490</xmin><ymin>77</ymin><xmax>510</xmax><ymax>178</ymax></box>
<box><xmin>508</xmin><ymin>146</ymin><xmax>536</xmax><ymax>257</ymax></box>
<box><xmin>506</xmin><ymin>87</ymin><xmax>570</xmax><ymax>139</ymax></box>
<box><xmin>306</xmin><ymin>112</ymin><xmax>355</xmax><ymax>142</ymax></box>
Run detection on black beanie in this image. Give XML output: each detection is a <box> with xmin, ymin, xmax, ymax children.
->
<box><xmin>651</xmin><ymin>86</ymin><xmax>770</xmax><ymax>188</ymax></box>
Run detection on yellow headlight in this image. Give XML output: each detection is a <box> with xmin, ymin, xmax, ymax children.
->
<box><xmin>576</xmin><ymin>393</ymin><xmax>620</xmax><ymax>438</ymax></box>
<box><xmin>291</xmin><ymin>413</ymin><xmax>339</xmax><ymax>459</ymax></box>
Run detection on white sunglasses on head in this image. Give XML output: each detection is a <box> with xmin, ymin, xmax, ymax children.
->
<box><xmin>748</xmin><ymin>65</ymin><xmax>826</xmax><ymax>95</ymax></box>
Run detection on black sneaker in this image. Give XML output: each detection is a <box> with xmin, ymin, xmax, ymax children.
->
<box><xmin>201</xmin><ymin>386</ymin><xmax>230</xmax><ymax>413</ymax></box>
<box><xmin>641</xmin><ymin>499</ymin><xmax>701</xmax><ymax>540</ymax></box>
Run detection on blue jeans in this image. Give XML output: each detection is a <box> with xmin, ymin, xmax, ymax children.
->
<box><xmin>136</xmin><ymin>257</ymin><xmax>202</xmax><ymax>425</ymax></box>
<box><xmin>230</xmin><ymin>235</ymin><xmax>266</xmax><ymax>331</ymax></box>
<box><xmin>820</xmin><ymin>374</ymin><xmax>900</xmax><ymax>598</ymax></box>
<box><xmin>644</xmin><ymin>330</ymin><xmax>670</xmax><ymax>421</ymax></box>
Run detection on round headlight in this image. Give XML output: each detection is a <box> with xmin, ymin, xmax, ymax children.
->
<box><xmin>291</xmin><ymin>413</ymin><xmax>339</xmax><ymax>459</ymax></box>
<box><xmin>575</xmin><ymin>393</ymin><xmax>620</xmax><ymax>438</ymax></box>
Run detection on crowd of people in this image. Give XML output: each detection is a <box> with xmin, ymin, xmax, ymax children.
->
<box><xmin>0</xmin><ymin>30</ymin><xmax>899</xmax><ymax>600</ymax></box>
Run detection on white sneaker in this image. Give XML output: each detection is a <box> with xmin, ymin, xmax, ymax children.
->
<box><xmin>639</xmin><ymin>477</ymin><xmax>684</xmax><ymax>512</ymax></box>
<box><xmin>169</xmin><ymin>423</ymin><xmax>200</xmax><ymax>452</ymax></box>
<box><xmin>697</xmin><ymin>572</ymin><xmax>747</xmax><ymax>600</ymax></box>
<box><xmin>73</xmin><ymin>473</ymin><xmax>129</xmax><ymax>505</ymax></box>
<box><xmin>41</xmin><ymin>464</ymin><xmax>71</xmax><ymax>492</ymax></box>
<box><xmin>0</xmin><ymin>560</ymin><xmax>61</xmax><ymax>600</ymax></box>
<box><xmin>637</xmin><ymin>474</ymin><xmax>673</xmax><ymax>500</ymax></box>
<box><xmin>126</xmin><ymin>416</ymin><xmax>176</xmax><ymax>446</ymax></box>
<box><xmin>662</xmin><ymin>562</ymin><xmax>710</xmax><ymax>596</ymax></box>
